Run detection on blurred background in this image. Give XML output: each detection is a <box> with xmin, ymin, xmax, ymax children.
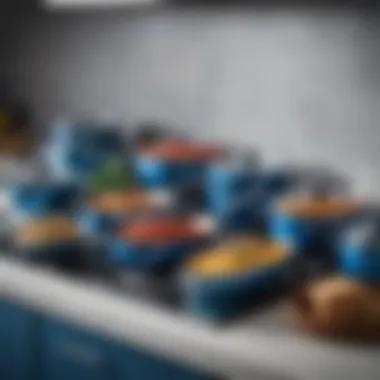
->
<box><xmin>2</xmin><ymin>0</ymin><xmax>380</xmax><ymax>197</ymax></box>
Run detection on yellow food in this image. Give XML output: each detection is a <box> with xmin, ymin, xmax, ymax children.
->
<box><xmin>279</xmin><ymin>196</ymin><xmax>359</xmax><ymax>219</ymax></box>
<box><xmin>17</xmin><ymin>216</ymin><xmax>79</xmax><ymax>246</ymax></box>
<box><xmin>91</xmin><ymin>190</ymin><xmax>152</xmax><ymax>214</ymax></box>
<box><xmin>187</xmin><ymin>237</ymin><xmax>289</xmax><ymax>277</ymax></box>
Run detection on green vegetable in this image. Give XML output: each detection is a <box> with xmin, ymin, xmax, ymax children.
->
<box><xmin>87</xmin><ymin>158</ymin><xmax>138</xmax><ymax>194</ymax></box>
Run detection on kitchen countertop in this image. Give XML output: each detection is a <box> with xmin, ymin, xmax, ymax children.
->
<box><xmin>1</xmin><ymin>256</ymin><xmax>380</xmax><ymax>380</ymax></box>
<box><xmin>0</xmin><ymin>158</ymin><xmax>379</xmax><ymax>380</ymax></box>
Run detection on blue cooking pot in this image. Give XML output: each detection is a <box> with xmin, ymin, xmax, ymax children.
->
<box><xmin>206</xmin><ymin>164</ymin><xmax>261</xmax><ymax>215</ymax></box>
<box><xmin>270</xmin><ymin>196</ymin><xmax>361</xmax><ymax>256</ymax></box>
<box><xmin>106</xmin><ymin>214</ymin><xmax>216</xmax><ymax>272</ymax></box>
<box><xmin>8</xmin><ymin>181</ymin><xmax>80</xmax><ymax>219</ymax></box>
<box><xmin>78</xmin><ymin>208</ymin><xmax>123</xmax><ymax>237</ymax></box>
<box><xmin>216</xmin><ymin>189</ymin><xmax>270</xmax><ymax>232</ymax></box>
<box><xmin>78</xmin><ymin>191</ymin><xmax>173</xmax><ymax>237</ymax></box>
<box><xmin>134</xmin><ymin>155</ymin><xmax>207</xmax><ymax>190</ymax></box>
<box><xmin>51</xmin><ymin>121</ymin><xmax>123</xmax><ymax>153</ymax></box>
<box><xmin>209</xmin><ymin>188</ymin><xmax>293</xmax><ymax>235</ymax></box>
<box><xmin>45</xmin><ymin>145</ymin><xmax>106</xmax><ymax>181</ymax></box>
<box><xmin>47</xmin><ymin>144</ymin><xmax>127</xmax><ymax>182</ymax></box>
<box><xmin>182</xmin><ymin>256</ymin><xmax>291</xmax><ymax>320</ymax></box>
<box><xmin>206</xmin><ymin>156</ymin><xmax>294</xmax><ymax>232</ymax></box>
<box><xmin>338</xmin><ymin>218</ymin><xmax>380</xmax><ymax>283</ymax></box>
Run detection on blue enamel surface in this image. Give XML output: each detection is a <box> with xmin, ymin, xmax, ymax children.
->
<box><xmin>220</xmin><ymin>191</ymin><xmax>270</xmax><ymax>232</ymax></box>
<box><xmin>206</xmin><ymin>166</ymin><xmax>293</xmax><ymax>232</ymax></box>
<box><xmin>206</xmin><ymin>164</ymin><xmax>260</xmax><ymax>213</ymax></box>
<box><xmin>9</xmin><ymin>182</ymin><xmax>80</xmax><ymax>217</ymax></box>
<box><xmin>79</xmin><ymin>208</ymin><xmax>124</xmax><ymax>236</ymax></box>
<box><xmin>47</xmin><ymin>125</ymin><xmax>125</xmax><ymax>182</ymax></box>
<box><xmin>108</xmin><ymin>239</ymin><xmax>204</xmax><ymax>272</ymax></box>
<box><xmin>51</xmin><ymin>122</ymin><xmax>123</xmax><ymax>153</ymax></box>
<box><xmin>134</xmin><ymin>156</ymin><xmax>206</xmax><ymax>189</ymax></box>
<box><xmin>338</xmin><ymin>243</ymin><xmax>380</xmax><ymax>283</ymax></box>
<box><xmin>183</xmin><ymin>262</ymin><xmax>288</xmax><ymax>319</ymax></box>
<box><xmin>270</xmin><ymin>211</ymin><xmax>354</xmax><ymax>255</ymax></box>
<box><xmin>184</xmin><ymin>260</ymin><xmax>288</xmax><ymax>295</ymax></box>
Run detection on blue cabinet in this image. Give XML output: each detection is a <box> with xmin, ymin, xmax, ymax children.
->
<box><xmin>0</xmin><ymin>301</ymin><xmax>40</xmax><ymax>380</ymax></box>
<box><xmin>42</xmin><ymin>318</ymin><xmax>217</xmax><ymax>380</ymax></box>
<box><xmin>41</xmin><ymin>320</ymin><xmax>115</xmax><ymax>380</ymax></box>
<box><xmin>0</xmin><ymin>301</ymin><xmax>217</xmax><ymax>380</ymax></box>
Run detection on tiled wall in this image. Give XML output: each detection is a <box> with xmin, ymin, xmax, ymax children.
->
<box><xmin>8</xmin><ymin>5</ymin><xmax>380</xmax><ymax>197</ymax></box>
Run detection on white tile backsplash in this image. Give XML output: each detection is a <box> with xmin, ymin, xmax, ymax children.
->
<box><xmin>7</xmin><ymin>6</ymin><xmax>380</xmax><ymax>198</ymax></box>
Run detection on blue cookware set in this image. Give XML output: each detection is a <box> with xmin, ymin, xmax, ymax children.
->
<box><xmin>6</xmin><ymin>121</ymin><xmax>380</xmax><ymax>320</ymax></box>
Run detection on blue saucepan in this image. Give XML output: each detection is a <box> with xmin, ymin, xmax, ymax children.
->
<box><xmin>7</xmin><ymin>181</ymin><xmax>80</xmax><ymax>221</ymax></box>
<box><xmin>270</xmin><ymin>192</ymin><xmax>361</xmax><ymax>257</ymax></box>
<box><xmin>338</xmin><ymin>217</ymin><xmax>380</xmax><ymax>283</ymax></box>
<box><xmin>78</xmin><ymin>190</ymin><xmax>173</xmax><ymax>237</ymax></box>
<box><xmin>181</xmin><ymin>245</ymin><xmax>292</xmax><ymax>320</ymax></box>
<box><xmin>106</xmin><ymin>215</ymin><xmax>216</xmax><ymax>273</ymax></box>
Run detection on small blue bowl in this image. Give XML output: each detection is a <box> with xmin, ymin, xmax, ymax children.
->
<box><xmin>51</xmin><ymin>122</ymin><xmax>123</xmax><ymax>153</ymax></box>
<box><xmin>182</xmin><ymin>259</ymin><xmax>290</xmax><ymax>319</ymax></box>
<box><xmin>45</xmin><ymin>140</ymin><xmax>125</xmax><ymax>182</ymax></box>
<box><xmin>205</xmin><ymin>164</ymin><xmax>261</xmax><ymax>214</ymax></box>
<box><xmin>134</xmin><ymin>155</ymin><xmax>208</xmax><ymax>190</ymax></box>
<box><xmin>8</xmin><ymin>181</ymin><xmax>80</xmax><ymax>219</ymax></box>
<box><xmin>78</xmin><ymin>208</ymin><xmax>125</xmax><ymax>237</ymax></box>
<box><xmin>270</xmin><ymin>211</ymin><xmax>348</xmax><ymax>255</ymax></box>
<box><xmin>205</xmin><ymin>165</ymin><xmax>294</xmax><ymax>232</ymax></box>
<box><xmin>78</xmin><ymin>191</ymin><xmax>173</xmax><ymax>237</ymax></box>
<box><xmin>46</xmin><ymin>146</ymin><xmax>103</xmax><ymax>182</ymax></box>
<box><xmin>218</xmin><ymin>191</ymin><xmax>271</xmax><ymax>232</ymax></box>
<box><xmin>106</xmin><ymin>214</ymin><xmax>216</xmax><ymax>272</ymax></box>
<box><xmin>270</xmin><ymin>209</ymin><xmax>360</xmax><ymax>256</ymax></box>
<box><xmin>338</xmin><ymin>242</ymin><xmax>380</xmax><ymax>283</ymax></box>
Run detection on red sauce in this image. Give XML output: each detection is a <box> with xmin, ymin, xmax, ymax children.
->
<box><xmin>118</xmin><ymin>216</ymin><xmax>201</xmax><ymax>244</ymax></box>
<box><xmin>141</xmin><ymin>139</ymin><xmax>224</xmax><ymax>163</ymax></box>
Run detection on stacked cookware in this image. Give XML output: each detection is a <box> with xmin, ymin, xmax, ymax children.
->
<box><xmin>5</xmin><ymin>121</ymin><xmax>377</xmax><ymax>322</ymax></box>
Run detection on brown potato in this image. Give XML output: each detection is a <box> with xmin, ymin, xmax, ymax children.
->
<box><xmin>292</xmin><ymin>276</ymin><xmax>380</xmax><ymax>340</ymax></box>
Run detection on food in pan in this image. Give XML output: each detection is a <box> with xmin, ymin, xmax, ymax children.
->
<box><xmin>16</xmin><ymin>216</ymin><xmax>80</xmax><ymax>246</ymax></box>
<box><xmin>140</xmin><ymin>139</ymin><xmax>224</xmax><ymax>163</ymax></box>
<box><xmin>186</xmin><ymin>237</ymin><xmax>289</xmax><ymax>278</ymax></box>
<box><xmin>90</xmin><ymin>190</ymin><xmax>153</xmax><ymax>214</ymax></box>
<box><xmin>87</xmin><ymin>159</ymin><xmax>138</xmax><ymax>195</ymax></box>
<box><xmin>278</xmin><ymin>196</ymin><xmax>359</xmax><ymax>219</ymax></box>
<box><xmin>118</xmin><ymin>215</ymin><xmax>203</xmax><ymax>244</ymax></box>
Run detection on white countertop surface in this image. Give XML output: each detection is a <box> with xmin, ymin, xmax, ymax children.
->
<box><xmin>1</xmin><ymin>256</ymin><xmax>380</xmax><ymax>380</ymax></box>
